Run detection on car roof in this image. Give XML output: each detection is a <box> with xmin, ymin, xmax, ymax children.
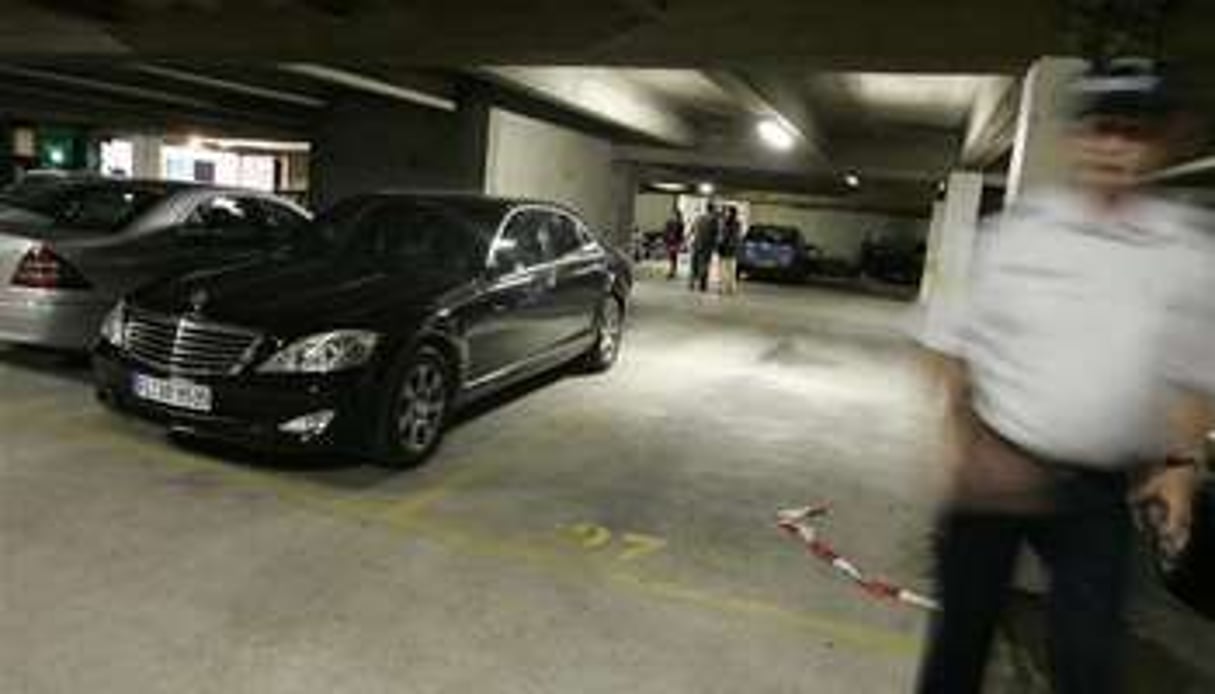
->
<box><xmin>366</xmin><ymin>188</ymin><xmax>580</xmax><ymax>216</ymax></box>
<box><xmin>361</xmin><ymin>190</ymin><xmax>586</xmax><ymax>236</ymax></box>
<box><xmin>12</xmin><ymin>177</ymin><xmax>290</xmax><ymax>197</ymax></box>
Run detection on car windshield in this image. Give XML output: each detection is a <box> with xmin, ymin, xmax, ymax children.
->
<box><xmin>293</xmin><ymin>196</ymin><xmax>489</xmax><ymax>273</ymax></box>
<box><xmin>747</xmin><ymin>226</ymin><xmax>801</xmax><ymax>244</ymax></box>
<box><xmin>0</xmin><ymin>182</ymin><xmax>170</xmax><ymax>233</ymax></box>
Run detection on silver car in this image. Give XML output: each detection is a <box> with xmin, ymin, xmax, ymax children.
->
<box><xmin>0</xmin><ymin>179</ymin><xmax>310</xmax><ymax>350</ymax></box>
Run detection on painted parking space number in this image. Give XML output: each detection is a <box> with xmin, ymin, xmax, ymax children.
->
<box><xmin>563</xmin><ymin>523</ymin><xmax>667</xmax><ymax>562</ymax></box>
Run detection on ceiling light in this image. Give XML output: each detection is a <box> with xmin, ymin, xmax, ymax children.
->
<box><xmin>844</xmin><ymin>173</ymin><xmax>861</xmax><ymax>188</ymax></box>
<box><xmin>697</xmin><ymin>182</ymin><xmax>715</xmax><ymax>196</ymax></box>
<box><xmin>756</xmin><ymin>118</ymin><xmax>795</xmax><ymax>151</ymax></box>
<box><xmin>650</xmin><ymin>181</ymin><xmax>688</xmax><ymax>193</ymax></box>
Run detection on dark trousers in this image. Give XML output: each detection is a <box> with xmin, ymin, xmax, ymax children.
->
<box><xmin>917</xmin><ymin>469</ymin><xmax>1131</xmax><ymax>694</ymax></box>
<box><xmin>690</xmin><ymin>251</ymin><xmax>712</xmax><ymax>291</ymax></box>
<box><xmin>667</xmin><ymin>249</ymin><xmax>679</xmax><ymax>278</ymax></box>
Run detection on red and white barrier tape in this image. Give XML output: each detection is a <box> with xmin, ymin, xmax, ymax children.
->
<box><xmin>776</xmin><ymin>504</ymin><xmax>940</xmax><ymax>612</ymax></box>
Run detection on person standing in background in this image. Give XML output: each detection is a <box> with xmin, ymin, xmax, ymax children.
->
<box><xmin>916</xmin><ymin>59</ymin><xmax>1213</xmax><ymax>694</ymax></box>
<box><xmin>663</xmin><ymin>209</ymin><xmax>685</xmax><ymax>280</ymax></box>
<box><xmin>689</xmin><ymin>203</ymin><xmax>720</xmax><ymax>292</ymax></box>
<box><xmin>717</xmin><ymin>206</ymin><xmax>742</xmax><ymax>295</ymax></box>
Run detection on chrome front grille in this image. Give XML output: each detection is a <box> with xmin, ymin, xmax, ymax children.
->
<box><xmin>124</xmin><ymin>310</ymin><xmax>261</xmax><ymax>377</ymax></box>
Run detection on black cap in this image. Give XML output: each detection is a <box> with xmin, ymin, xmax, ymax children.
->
<box><xmin>1073</xmin><ymin>58</ymin><xmax>1177</xmax><ymax>120</ymax></box>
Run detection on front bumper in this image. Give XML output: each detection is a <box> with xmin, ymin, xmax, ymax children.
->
<box><xmin>92</xmin><ymin>342</ymin><xmax>376</xmax><ymax>453</ymax></box>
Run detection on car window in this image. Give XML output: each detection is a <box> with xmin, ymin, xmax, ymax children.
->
<box><xmin>492</xmin><ymin>210</ymin><xmax>548</xmax><ymax>274</ymax></box>
<box><xmin>546</xmin><ymin>213</ymin><xmax>584</xmax><ymax>258</ymax></box>
<box><xmin>748</xmin><ymin>226</ymin><xmax>801</xmax><ymax>245</ymax></box>
<box><xmin>345</xmin><ymin>201</ymin><xmax>476</xmax><ymax>273</ymax></box>
<box><xmin>256</xmin><ymin>199</ymin><xmax>309</xmax><ymax>245</ymax></box>
<box><xmin>0</xmin><ymin>183</ymin><xmax>168</xmax><ymax>232</ymax></box>
<box><xmin>259</xmin><ymin>200</ymin><xmax>307</xmax><ymax>230</ymax></box>
<box><xmin>187</xmin><ymin>196</ymin><xmax>265</xmax><ymax>243</ymax></box>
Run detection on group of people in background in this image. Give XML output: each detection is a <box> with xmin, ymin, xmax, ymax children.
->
<box><xmin>661</xmin><ymin>202</ymin><xmax>741</xmax><ymax>295</ymax></box>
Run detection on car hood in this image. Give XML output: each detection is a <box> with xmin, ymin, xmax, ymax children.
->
<box><xmin>131</xmin><ymin>255</ymin><xmax>462</xmax><ymax>335</ymax></box>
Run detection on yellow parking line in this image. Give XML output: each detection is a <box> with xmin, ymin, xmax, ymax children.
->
<box><xmin>374</xmin><ymin>463</ymin><xmax>506</xmax><ymax>524</ymax></box>
<box><xmin>20</xmin><ymin>419</ymin><xmax>921</xmax><ymax>658</ymax></box>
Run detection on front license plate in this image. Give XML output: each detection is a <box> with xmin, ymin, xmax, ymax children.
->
<box><xmin>132</xmin><ymin>373</ymin><xmax>213</xmax><ymax>413</ymax></box>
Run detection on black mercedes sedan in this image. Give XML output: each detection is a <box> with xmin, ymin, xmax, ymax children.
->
<box><xmin>93</xmin><ymin>193</ymin><xmax>632</xmax><ymax>466</ymax></box>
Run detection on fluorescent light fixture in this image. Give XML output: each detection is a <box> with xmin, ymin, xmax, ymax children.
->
<box><xmin>650</xmin><ymin>181</ymin><xmax>687</xmax><ymax>193</ymax></box>
<box><xmin>844</xmin><ymin>173</ymin><xmax>861</xmax><ymax>188</ymax></box>
<box><xmin>200</xmin><ymin>137</ymin><xmax>311</xmax><ymax>153</ymax></box>
<box><xmin>756</xmin><ymin>118</ymin><xmax>795</xmax><ymax>151</ymax></box>
<box><xmin>697</xmin><ymin>182</ymin><xmax>715</xmax><ymax>196</ymax></box>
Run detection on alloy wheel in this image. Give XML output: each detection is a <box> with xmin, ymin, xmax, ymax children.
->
<box><xmin>598</xmin><ymin>299</ymin><xmax>623</xmax><ymax>364</ymax></box>
<box><xmin>396</xmin><ymin>359</ymin><xmax>447</xmax><ymax>454</ymax></box>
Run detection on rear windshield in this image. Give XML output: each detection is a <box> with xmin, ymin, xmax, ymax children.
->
<box><xmin>747</xmin><ymin>226</ymin><xmax>802</xmax><ymax>244</ymax></box>
<box><xmin>0</xmin><ymin>183</ymin><xmax>169</xmax><ymax>233</ymax></box>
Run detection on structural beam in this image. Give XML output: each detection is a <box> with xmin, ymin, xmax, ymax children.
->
<box><xmin>280</xmin><ymin>63</ymin><xmax>456</xmax><ymax>112</ymax></box>
<box><xmin>481</xmin><ymin>66</ymin><xmax>696</xmax><ymax>147</ymax></box>
<box><xmin>961</xmin><ymin>76</ymin><xmax>1019</xmax><ymax>168</ymax></box>
<box><xmin>133</xmin><ymin>64</ymin><xmax>326</xmax><ymax>109</ymax></box>
<box><xmin>705</xmin><ymin>70</ymin><xmax>829</xmax><ymax>163</ymax></box>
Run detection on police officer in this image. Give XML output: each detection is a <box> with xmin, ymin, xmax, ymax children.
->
<box><xmin>917</xmin><ymin>59</ymin><xmax>1214</xmax><ymax>694</ymax></box>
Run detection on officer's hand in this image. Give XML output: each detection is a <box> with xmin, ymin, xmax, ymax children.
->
<box><xmin>1133</xmin><ymin>465</ymin><xmax>1199</xmax><ymax>556</ymax></box>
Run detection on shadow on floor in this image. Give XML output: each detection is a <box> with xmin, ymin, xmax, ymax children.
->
<box><xmin>166</xmin><ymin>366</ymin><xmax>571</xmax><ymax>490</ymax></box>
<box><xmin>998</xmin><ymin>588</ymin><xmax>1215</xmax><ymax>694</ymax></box>
<box><xmin>0</xmin><ymin>345</ymin><xmax>92</xmax><ymax>385</ymax></box>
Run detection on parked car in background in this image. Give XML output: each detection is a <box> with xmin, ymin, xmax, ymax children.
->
<box><xmin>0</xmin><ymin>179</ymin><xmax>310</xmax><ymax>350</ymax></box>
<box><xmin>811</xmin><ymin>255</ymin><xmax>862</xmax><ymax>279</ymax></box>
<box><xmin>2</xmin><ymin>169</ymin><xmax>104</xmax><ymax>195</ymax></box>
<box><xmin>738</xmin><ymin>224</ymin><xmax>816</xmax><ymax>282</ymax></box>
<box><xmin>858</xmin><ymin>237</ymin><xmax>926</xmax><ymax>285</ymax></box>
<box><xmin>633</xmin><ymin>228</ymin><xmax>668</xmax><ymax>262</ymax></box>
<box><xmin>94</xmin><ymin>193</ymin><xmax>632</xmax><ymax>467</ymax></box>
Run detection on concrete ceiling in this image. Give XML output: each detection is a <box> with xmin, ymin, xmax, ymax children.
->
<box><xmin>0</xmin><ymin>59</ymin><xmax>1019</xmax><ymax>214</ymax></box>
<box><xmin>808</xmin><ymin>73</ymin><xmax>1012</xmax><ymax>132</ymax></box>
<box><xmin>489</xmin><ymin>65</ymin><xmax>1014</xmax><ymax>213</ymax></box>
<box><xmin>3</xmin><ymin>0</ymin><xmax>1213</xmax><ymax>74</ymax></box>
<box><xmin>3</xmin><ymin>0</ymin><xmax>1213</xmax><ymax>215</ymax></box>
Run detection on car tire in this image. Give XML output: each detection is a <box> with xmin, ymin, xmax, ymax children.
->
<box><xmin>372</xmin><ymin>345</ymin><xmax>452</xmax><ymax>468</ymax></box>
<box><xmin>580</xmin><ymin>295</ymin><xmax>625</xmax><ymax>373</ymax></box>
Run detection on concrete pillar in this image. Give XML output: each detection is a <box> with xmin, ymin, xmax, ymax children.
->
<box><xmin>921</xmin><ymin>171</ymin><xmax>983</xmax><ymax>350</ymax></box>
<box><xmin>130</xmin><ymin>135</ymin><xmax>162</xmax><ymax>180</ymax></box>
<box><xmin>609</xmin><ymin>161</ymin><xmax>638</xmax><ymax>251</ymax></box>
<box><xmin>310</xmin><ymin>91</ymin><xmax>489</xmax><ymax>210</ymax></box>
<box><xmin>0</xmin><ymin>121</ymin><xmax>14</xmax><ymax>185</ymax></box>
<box><xmin>918</xmin><ymin>200</ymin><xmax>947</xmax><ymax>304</ymax></box>
<box><xmin>1005</xmin><ymin>56</ymin><xmax>1087</xmax><ymax>206</ymax></box>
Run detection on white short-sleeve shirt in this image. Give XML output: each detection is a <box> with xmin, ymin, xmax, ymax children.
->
<box><xmin>945</xmin><ymin>188</ymin><xmax>1215</xmax><ymax>469</ymax></box>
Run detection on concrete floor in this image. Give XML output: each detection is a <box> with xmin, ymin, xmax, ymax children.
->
<box><xmin>1</xmin><ymin>275</ymin><xmax>1211</xmax><ymax>693</ymax></box>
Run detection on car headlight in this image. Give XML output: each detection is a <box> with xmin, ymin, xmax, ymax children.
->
<box><xmin>99</xmin><ymin>301</ymin><xmax>126</xmax><ymax>347</ymax></box>
<box><xmin>257</xmin><ymin>330</ymin><xmax>380</xmax><ymax>374</ymax></box>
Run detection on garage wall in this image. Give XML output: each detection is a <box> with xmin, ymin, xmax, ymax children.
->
<box><xmin>484</xmin><ymin>107</ymin><xmax>616</xmax><ymax>238</ymax></box>
<box><xmin>310</xmin><ymin>92</ymin><xmax>488</xmax><ymax>210</ymax></box>
<box><xmin>748</xmin><ymin>204</ymin><xmax>928</xmax><ymax>260</ymax></box>
<box><xmin>635</xmin><ymin>192</ymin><xmax>678</xmax><ymax>232</ymax></box>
